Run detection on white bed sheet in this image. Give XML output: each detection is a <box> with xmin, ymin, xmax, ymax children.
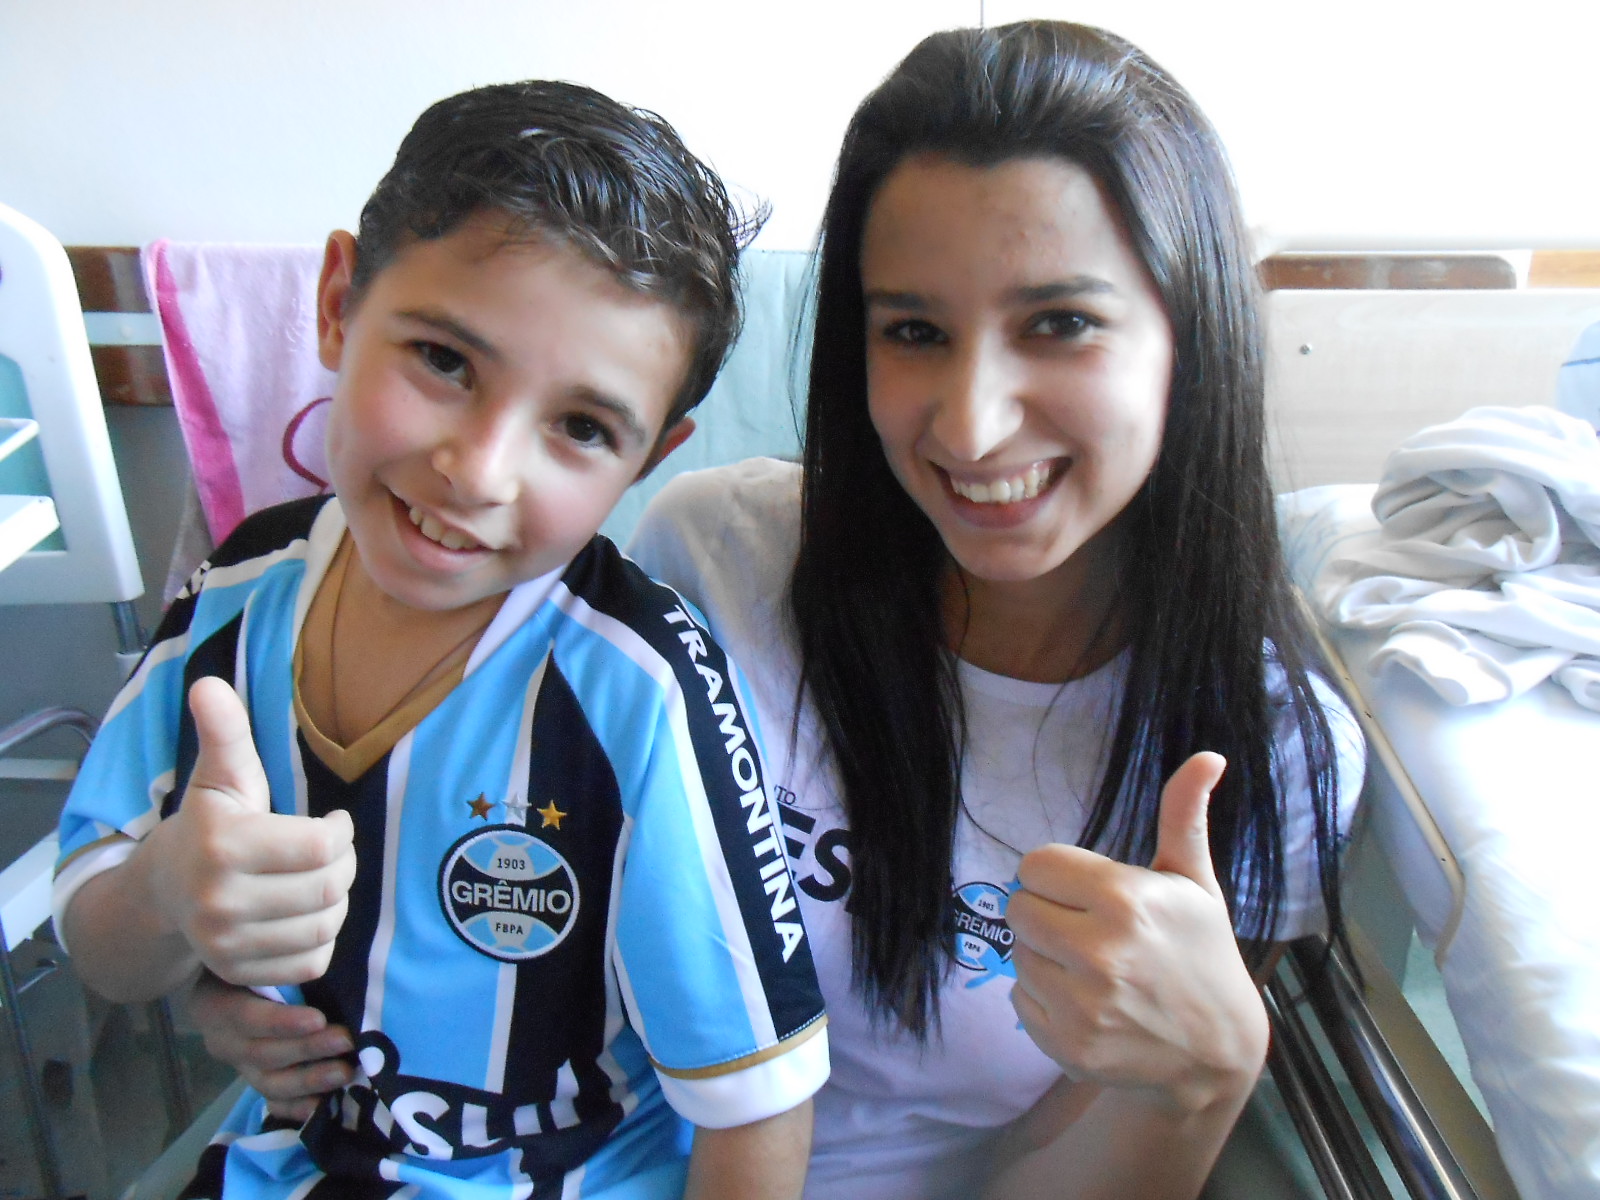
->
<box><xmin>1280</xmin><ymin>484</ymin><xmax>1600</xmax><ymax>1200</ymax></box>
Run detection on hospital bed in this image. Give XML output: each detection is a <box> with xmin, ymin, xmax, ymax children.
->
<box><xmin>1260</xmin><ymin>280</ymin><xmax>1600</xmax><ymax>1200</ymax></box>
<box><xmin>3</xmin><ymin>215</ymin><xmax>1598</xmax><ymax>1198</ymax></box>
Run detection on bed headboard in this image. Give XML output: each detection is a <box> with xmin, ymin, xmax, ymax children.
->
<box><xmin>1264</xmin><ymin>284</ymin><xmax>1600</xmax><ymax>491</ymax></box>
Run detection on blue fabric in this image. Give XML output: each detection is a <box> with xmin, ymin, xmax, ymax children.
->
<box><xmin>601</xmin><ymin>249</ymin><xmax>813</xmax><ymax>543</ymax></box>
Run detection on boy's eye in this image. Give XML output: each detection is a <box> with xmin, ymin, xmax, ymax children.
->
<box><xmin>1028</xmin><ymin>311</ymin><xmax>1095</xmax><ymax>339</ymax></box>
<box><xmin>416</xmin><ymin>341</ymin><xmax>471</xmax><ymax>384</ymax></box>
<box><xmin>881</xmin><ymin>318</ymin><xmax>946</xmax><ymax>347</ymax></box>
<box><xmin>561</xmin><ymin>413</ymin><xmax>618</xmax><ymax>451</ymax></box>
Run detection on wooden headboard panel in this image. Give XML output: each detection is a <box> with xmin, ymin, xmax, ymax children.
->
<box><xmin>64</xmin><ymin>246</ymin><xmax>168</xmax><ymax>406</ymax></box>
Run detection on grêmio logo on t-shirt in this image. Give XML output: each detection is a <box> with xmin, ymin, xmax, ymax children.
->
<box><xmin>777</xmin><ymin>789</ymin><xmax>1019</xmax><ymax>986</ymax></box>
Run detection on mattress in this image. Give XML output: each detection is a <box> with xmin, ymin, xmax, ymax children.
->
<box><xmin>1279</xmin><ymin>485</ymin><xmax>1600</xmax><ymax>1200</ymax></box>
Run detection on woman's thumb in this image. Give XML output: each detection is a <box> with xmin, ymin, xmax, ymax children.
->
<box><xmin>1149</xmin><ymin>751</ymin><xmax>1227</xmax><ymax>899</ymax></box>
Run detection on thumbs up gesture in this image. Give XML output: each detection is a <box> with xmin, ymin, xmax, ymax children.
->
<box><xmin>1004</xmin><ymin>753</ymin><xmax>1269</xmax><ymax>1113</ymax></box>
<box><xmin>146</xmin><ymin>676</ymin><xmax>357</xmax><ymax>988</ymax></box>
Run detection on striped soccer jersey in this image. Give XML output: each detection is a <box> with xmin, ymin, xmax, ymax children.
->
<box><xmin>54</xmin><ymin>496</ymin><xmax>827</xmax><ymax>1198</ymax></box>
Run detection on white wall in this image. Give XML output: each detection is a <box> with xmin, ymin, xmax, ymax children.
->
<box><xmin>0</xmin><ymin>0</ymin><xmax>972</xmax><ymax>250</ymax></box>
<box><xmin>2</xmin><ymin>0</ymin><xmax>1597</xmax><ymax>251</ymax></box>
<box><xmin>991</xmin><ymin>0</ymin><xmax>1600</xmax><ymax>251</ymax></box>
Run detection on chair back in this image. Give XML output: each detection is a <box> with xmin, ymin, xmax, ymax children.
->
<box><xmin>0</xmin><ymin>202</ymin><xmax>142</xmax><ymax>605</ymax></box>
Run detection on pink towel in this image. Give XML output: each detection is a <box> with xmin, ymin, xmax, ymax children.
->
<box><xmin>142</xmin><ymin>241</ymin><xmax>336</xmax><ymax>545</ymax></box>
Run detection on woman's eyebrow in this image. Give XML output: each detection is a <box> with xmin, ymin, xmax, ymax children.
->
<box><xmin>1010</xmin><ymin>277</ymin><xmax>1118</xmax><ymax>304</ymax></box>
<box><xmin>863</xmin><ymin>288</ymin><xmax>926</xmax><ymax>310</ymax></box>
<box><xmin>396</xmin><ymin>308</ymin><xmax>502</xmax><ymax>363</ymax></box>
<box><xmin>863</xmin><ymin>276</ymin><xmax>1120</xmax><ymax>311</ymax></box>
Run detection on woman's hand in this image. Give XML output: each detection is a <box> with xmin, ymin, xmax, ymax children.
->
<box><xmin>1004</xmin><ymin>752</ymin><xmax>1268</xmax><ymax>1115</ymax></box>
<box><xmin>185</xmin><ymin>972</ymin><xmax>355</xmax><ymax>1122</ymax></box>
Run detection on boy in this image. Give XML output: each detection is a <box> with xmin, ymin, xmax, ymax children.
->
<box><xmin>52</xmin><ymin>81</ymin><xmax>826</xmax><ymax>1197</ymax></box>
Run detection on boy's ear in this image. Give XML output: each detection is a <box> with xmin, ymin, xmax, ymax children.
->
<box><xmin>316</xmin><ymin>231</ymin><xmax>360</xmax><ymax>372</ymax></box>
<box><xmin>636</xmin><ymin>416</ymin><xmax>696</xmax><ymax>481</ymax></box>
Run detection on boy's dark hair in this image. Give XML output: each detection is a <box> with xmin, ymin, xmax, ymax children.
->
<box><xmin>350</xmin><ymin>79</ymin><xmax>760</xmax><ymax>426</ymax></box>
<box><xmin>791</xmin><ymin>20</ymin><xmax>1346</xmax><ymax>1035</ymax></box>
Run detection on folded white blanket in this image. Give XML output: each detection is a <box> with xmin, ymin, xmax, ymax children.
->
<box><xmin>1316</xmin><ymin>406</ymin><xmax>1600</xmax><ymax>710</ymax></box>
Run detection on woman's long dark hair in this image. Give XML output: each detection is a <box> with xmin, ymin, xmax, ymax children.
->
<box><xmin>790</xmin><ymin>20</ymin><xmax>1345</xmax><ymax>1036</ymax></box>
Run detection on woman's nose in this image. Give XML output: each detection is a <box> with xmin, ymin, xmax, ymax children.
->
<box><xmin>431</xmin><ymin>406</ymin><xmax>525</xmax><ymax>505</ymax></box>
<box><xmin>929</xmin><ymin>342</ymin><xmax>1025</xmax><ymax>462</ymax></box>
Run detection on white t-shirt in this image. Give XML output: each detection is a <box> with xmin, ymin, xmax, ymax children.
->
<box><xmin>628</xmin><ymin>456</ymin><xmax>1364</xmax><ymax>1200</ymax></box>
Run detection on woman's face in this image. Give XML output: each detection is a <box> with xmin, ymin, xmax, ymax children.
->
<box><xmin>861</xmin><ymin>154</ymin><xmax>1174</xmax><ymax>592</ymax></box>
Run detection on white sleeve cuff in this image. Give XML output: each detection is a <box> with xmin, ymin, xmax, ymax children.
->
<box><xmin>657</xmin><ymin>1023</ymin><xmax>829</xmax><ymax>1130</ymax></box>
<box><xmin>50</xmin><ymin>839</ymin><xmax>137</xmax><ymax>955</ymax></box>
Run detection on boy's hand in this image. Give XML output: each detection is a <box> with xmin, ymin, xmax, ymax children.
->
<box><xmin>148</xmin><ymin>677</ymin><xmax>357</xmax><ymax>987</ymax></box>
<box><xmin>1005</xmin><ymin>753</ymin><xmax>1268</xmax><ymax>1114</ymax></box>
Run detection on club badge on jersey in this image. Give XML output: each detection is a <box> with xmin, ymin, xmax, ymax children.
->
<box><xmin>438</xmin><ymin>824</ymin><xmax>581</xmax><ymax>962</ymax></box>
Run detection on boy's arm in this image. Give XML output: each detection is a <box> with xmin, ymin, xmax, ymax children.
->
<box><xmin>63</xmin><ymin>677</ymin><xmax>356</xmax><ymax>1004</ymax></box>
<box><xmin>685</xmin><ymin>1101</ymin><xmax>812</xmax><ymax>1200</ymax></box>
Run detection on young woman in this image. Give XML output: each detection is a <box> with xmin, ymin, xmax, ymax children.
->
<box><xmin>187</xmin><ymin>21</ymin><xmax>1361</xmax><ymax>1199</ymax></box>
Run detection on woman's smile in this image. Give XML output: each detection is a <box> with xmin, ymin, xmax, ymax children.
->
<box><xmin>944</xmin><ymin>460</ymin><xmax>1063</xmax><ymax>505</ymax></box>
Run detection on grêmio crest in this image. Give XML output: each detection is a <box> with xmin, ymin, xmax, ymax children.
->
<box><xmin>438</xmin><ymin>825</ymin><xmax>579</xmax><ymax>962</ymax></box>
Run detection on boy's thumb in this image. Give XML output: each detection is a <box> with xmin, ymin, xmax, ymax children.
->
<box><xmin>187</xmin><ymin>675</ymin><xmax>270</xmax><ymax>813</ymax></box>
<box><xmin>1149</xmin><ymin>751</ymin><xmax>1227</xmax><ymax>901</ymax></box>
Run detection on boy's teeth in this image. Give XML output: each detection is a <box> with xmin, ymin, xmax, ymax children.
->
<box><xmin>408</xmin><ymin>506</ymin><xmax>481</xmax><ymax>551</ymax></box>
<box><xmin>951</xmin><ymin>465</ymin><xmax>1050</xmax><ymax>504</ymax></box>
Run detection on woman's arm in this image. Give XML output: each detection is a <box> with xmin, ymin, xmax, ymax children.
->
<box><xmin>983</xmin><ymin>1074</ymin><xmax>1254</xmax><ymax>1200</ymax></box>
<box><xmin>987</xmin><ymin>753</ymin><xmax>1269</xmax><ymax>1199</ymax></box>
<box><xmin>185</xmin><ymin>972</ymin><xmax>356</xmax><ymax>1121</ymax></box>
<box><xmin>686</xmin><ymin>1101</ymin><xmax>813</xmax><ymax>1200</ymax></box>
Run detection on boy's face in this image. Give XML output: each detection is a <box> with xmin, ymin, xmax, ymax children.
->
<box><xmin>317</xmin><ymin>216</ymin><xmax>694</xmax><ymax>613</ymax></box>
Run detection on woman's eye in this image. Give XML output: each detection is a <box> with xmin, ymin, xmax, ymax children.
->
<box><xmin>561</xmin><ymin>413</ymin><xmax>617</xmax><ymax>450</ymax></box>
<box><xmin>1030</xmin><ymin>311</ymin><xmax>1094</xmax><ymax>339</ymax></box>
<box><xmin>416</xmin><ymin>341</ymin><xmax>471</xmax><ymax>384</ymax></box>
<box><xmin>882</xmin><ymin>318</ymin><xmax>946</xmax><ymax>347</ymax></box>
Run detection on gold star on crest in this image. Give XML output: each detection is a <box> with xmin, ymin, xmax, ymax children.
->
<box><xmin>467</xmin><ymin>793</ymin><xmax>493</xmax><ymax>820</ymax></box>
<box><xmin>537</xmin><ymin>800</ymin><xmax>567</xmax><ymax>830</ymax></box>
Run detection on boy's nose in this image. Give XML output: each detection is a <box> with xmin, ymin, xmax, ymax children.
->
<box><xmin>432</xmin><ymin>409</ymin><xmax>525</xmax><ymax>505</ymax></box>
<box><xmin>929</xmin><ymin>343</ymin><xmax>1025</xmax><ymax>462</ymax></box>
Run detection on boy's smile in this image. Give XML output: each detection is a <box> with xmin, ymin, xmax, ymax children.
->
<box><xmin>316</xmin><ymin>215</ymin><xmax>693</xmax><ymax>614</ymax></box>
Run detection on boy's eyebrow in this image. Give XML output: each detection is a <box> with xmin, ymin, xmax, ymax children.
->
<box><xmin>396</xmin><ymin>308</ymin><xmax>503</xmax><ymax>363</ymax></box>
<box><xmin>396</xmin><ymin>306</ymin><xmax>652</xmax><ymax>444</ymax></box>
<box><xmin>574</xmin><ymin>388</ymin><xmax>651</xmax><ymax>445</ymax></box>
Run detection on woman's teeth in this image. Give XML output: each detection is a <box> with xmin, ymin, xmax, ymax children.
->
<box><xmin>408</xmin><ymin>506</ymin><xmax>482</xmax><ymax>551</ymax></box>
<box><xmin>950</xmin><ymin>465</ymin><xmax>1051</xmax><ymax>504</ymax></box>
